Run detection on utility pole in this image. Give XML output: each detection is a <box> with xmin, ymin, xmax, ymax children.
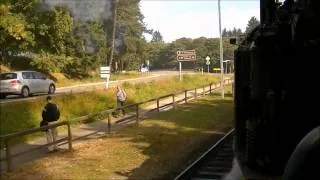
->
<box><xmin>218</xmin><ymin>0</ymin><xmax>224</xmax><ymax>98</ymax></box>
<box><xmin>108</xmin><ymin>0</ymin><xmax>118</xmax><ymax>69</ymax></box>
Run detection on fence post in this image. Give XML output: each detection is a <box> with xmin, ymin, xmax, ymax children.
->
<box><xmin>107</xmin><ymin>112</ymin><xmax>111</xmax><ymax>133</ymax></box>
<box><xmin>195</xmin><ymin>88</ymin><xmax>197</xmax><ymax>98</ymax></box>
<box><xmin>210</xmin><ymin>83</ymin><xmax>212</xmax><ymax>94</ymax></box>
<box><xmin>67</xmin><ymin>122</ymin><xmax>73</xmax><ymax>150</ymax></box>
<box><xmin>136</xmin><ymin>104</ymin><xmax>140</xmax><ymax>125</ymax></box>
<box><xmin>5</xmin><ymin>139</ymin><xmax>12</xmax><ymax>172</ymax></box>
<box><xmin>172</xmin><ymin>94</ymin><xmax>176</xmax><ymax>109</ymax></box>
<box><xmin>185</xmin><ymin>90</ymin><xmax>187</xmax><ymax>103</ymax></box>
<box><xmin>232</xmin><ymin>81</ymin><xmax>234</xmax><ymax>96</ymax></box>
<box><xmin>203</xmin><ymin>85</ymin><xmax>205</xmax><ymax>96</ymax></box>
<box><xmin>157</xmin><ymin>98</ymin><xmax>160</xmax><ymax>112</ymax></box>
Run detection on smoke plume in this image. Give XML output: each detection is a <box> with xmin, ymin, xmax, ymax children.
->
<box><xmin>42</xmin><ymin>0</ymin><xmax>124</xmax><ymax>53</ymax></box>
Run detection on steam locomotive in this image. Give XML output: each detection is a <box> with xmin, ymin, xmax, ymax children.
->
<box><xmin>233</xmin><ymin>0</ymin><xmax>320</xmax><ymax>179</ymax></box>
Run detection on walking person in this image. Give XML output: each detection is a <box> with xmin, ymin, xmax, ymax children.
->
<box><xmin>41</xmin><ymin>96</ymin><xmax>60</xmax><ymax>152</ymax></box>
<box><xmin>116</xmin><ymin>86</ymin><xmax>127</xmax><ymax>117</ymax></box>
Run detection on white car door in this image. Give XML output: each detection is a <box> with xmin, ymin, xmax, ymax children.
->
<box><xmin>34</xmin><ymin>72</ymin><xmax>49</xmax><ymax>93</ymax></box>
<box><xmin>31</xmin><ymin>72</ymin><xmax>41</xmax><ymax>93</ymax></box>
<box><xmin>21</xmin><ymin>72</ymin><xmax>35</xmax><ymax>93</ymax></box>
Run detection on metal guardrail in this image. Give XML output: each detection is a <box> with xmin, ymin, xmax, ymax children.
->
<box><xmin>0</xmin><ymin>79</ymin><xmax>233</xmax><ymax>172</ymax></box>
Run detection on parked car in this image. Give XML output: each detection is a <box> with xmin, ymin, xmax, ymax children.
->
<box><xmin>139</xmin><ymin>64</ymin><xmax>149</xmax><ymax>72</ymax></box>
<box><xmin>140</xmin><ymin>67</ymin><xmax>149</xmax><ymax>72</ymax></box>
<box><xmin>0</xmin><ymin>71</ymin><xmax>56</xmax><ymax>99</ymax></box>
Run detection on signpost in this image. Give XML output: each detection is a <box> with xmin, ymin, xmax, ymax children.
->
<box><xmin>100</xmin><ymin>66</ymin><xmax>111</xmax><ymax>88</ymax></box>
<box><xmin>223</xmin><ymin>60</ymin><xmax>231</xmax><ymax>73</ymax></box>
<box><xmin>177</xmin><ymin>50</ymin><xmax>196</xmax><ymax>81</ymax></box>
<box><xmin>218</xmin><ymin>0</ymin><xmax>224</xmax><ymax>98</ymax></box>
<box><xmin>205</xmin><ymin>56</ymin><xmax>211</xmax><ymax>73</ymax></box>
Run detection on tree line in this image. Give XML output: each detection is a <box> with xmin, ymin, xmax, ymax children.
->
<box><xmin>0</xmin><ymin>0</ymin><xmax>259</xmax><ymax>77</ymax></box>
<box><xmin>222</xmin><ymin>17</ymin><xmax>260</xmax><ymax>37</ymax></box>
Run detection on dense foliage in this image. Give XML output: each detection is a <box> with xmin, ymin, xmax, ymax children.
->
<box><xmin>0</xmin><ymin>0</ymin><xmax>258</xmax><ymax>76</ymax></box>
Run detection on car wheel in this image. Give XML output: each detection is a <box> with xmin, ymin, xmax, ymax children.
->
<box><xmin>21</xmin><ymin>87</ymin><xmax>29</xmax><ymax>98</ymax></box>
<box><xmin>48</xmin><ymin>84</ymin><xmax>55</xmax><ymax>94</ymax></box>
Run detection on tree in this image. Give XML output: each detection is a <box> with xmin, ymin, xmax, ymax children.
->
<box><xmin>115</xmin><ymin>0</ymin><xmax>147</xmax><ymax>71</ymax></box>
<box><xmin>34</xmin><ymin>7</ymin><xmax>74</xmax><ymax>54</ymax></box>
<box><xmin>237</xmin><ymin>28</ymin><xmax>242</xmax><ymax>36</ymax></box>
<box><xmin>245</xmin><ymin>16</ymin><xmax>260</xmax><ymax>34</ymax></box>
<box><xmin>1</xmin><ymin>0</ymin><xmax>240</xmax><ymax>76</ymax></box>
<box><xmin>0</xmin><ymin>2</ymin><xmax>34</xmax><ymax>64</ymax></box>
<box><xmin>222</xmin><ymin>27</ymin><xmax>243</xmax><ymax>37</ymax></box>
<box><xmin>232</xmin><ymin>27</ymin><xmax>237</xmax><ymax>37</ymax></box>
<box><xmin>151</xmin><ymin>30</ymin><xmax>163</xmax><ymax>43</ymax></box>
<box><xmin>222</xmin><ymin>28</ymin><xmax>227</xmax><ymax>37</ymax></box>
<box><xmin>146</xmin><ymin>36</ymin><xmax>238</xmax><ymax>70</ymax></box>
<box><xmin>63</xmin><ymin>20</ymin><xmax>108</xmax><ymax>77</ymax></box>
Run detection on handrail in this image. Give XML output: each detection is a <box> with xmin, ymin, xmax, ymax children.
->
<box><xmin>0</xmin><ymin>121</ymin><xmax>72</xmax><ymax>172</ymax></box>
<box><xmin>0</xmin><ymin>79</ymin><xmax>233</xmax><ymax>173</ymax></box>
<box><xmin>1</xmin><ymin>79</ymin><xmax>233</xmax><ymax>140</ymax></box>
<box><xmin>0</xmin><ymin>121</ymin><xmax>68</xmax><ymax>140</ymax></box>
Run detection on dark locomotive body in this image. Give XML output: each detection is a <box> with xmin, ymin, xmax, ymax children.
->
<box><xmin>233</xmin><ymin>0</ymin><xmax>320</xmax><ymax>179</ymax></box>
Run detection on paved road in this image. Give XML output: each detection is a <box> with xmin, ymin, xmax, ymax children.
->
<box><xmin>0</xmin><ymin>71</ymin><xmax>195</xmax><ymax>104</ymax></box>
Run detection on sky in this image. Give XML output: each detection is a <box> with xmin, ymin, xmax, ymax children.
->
<box><xmin>140</xmin><ymin>0</ymin><xmax>260</xmax><ymax>42</ymax></box>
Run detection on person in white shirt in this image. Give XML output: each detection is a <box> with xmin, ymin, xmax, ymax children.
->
<box><xmin>116</xmin><ymin>86</ymin><xmax>127</xmax><ymax>116</ymax></box>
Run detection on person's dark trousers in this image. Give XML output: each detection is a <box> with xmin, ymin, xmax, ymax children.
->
<box><xmin>117</xmin><ymin>100</ymin><xmax>125</xmax><ymax>116</ymax></box>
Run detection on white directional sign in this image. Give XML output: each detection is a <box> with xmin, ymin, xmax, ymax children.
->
<box><xmin>100</xmin><ymin>66</ymin><xmax>110</xmax><ymax>78</ymax></box>
<box><xmin>205</xmin><ymin>56</ymin><xmax>211</xmax><ymax>73</ymax></box>
<box><xmin>177</xmin><ymin>50</ymin><xmax>196</xmax><ymax>61</ymax></box>
<box><xmin>206</xmin><ymin>56</ymin><xmax>211</xmax><ymax>65</ymax></box>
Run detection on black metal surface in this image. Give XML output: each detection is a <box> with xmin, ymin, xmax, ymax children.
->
<box><xmin>175</xmin><ymin>129</ymin><xmax>234</xmax><ymax>180</ymax></box>
<box><xmin>234</xmin><ymin>0</ymin><xmax>320</xmax><ymax>178</ymax></box>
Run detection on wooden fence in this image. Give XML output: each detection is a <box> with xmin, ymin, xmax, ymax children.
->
<box><xmin>0</xmin><ymin>79</ymin><xmax>233</xmax><ymax>172</ymax></box>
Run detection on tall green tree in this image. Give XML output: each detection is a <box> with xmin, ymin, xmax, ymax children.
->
<box><xmin>151</xmin><ymin>30</ymin><xmax>163</xmax><ymax>43</ymax></box>
<box><xmin>115</xmin><ymin>0</ymin><xmax>147</xmax><ymax>71</ymax></box>
<box><xmin>147</xmin><ymin>36</ymin><xmax>237</xmax><ymax>70</ymax></box>
<box><xmin>222</xmin><ymin>27</ymin><xmax>243</xmax><ymax>37</ymax></box>
<box><xmin>245</xmin><ymin>16</ymin><xmax>260</xmax><ymax>34</ymax></box>
<box><xmin>0</xmin><ymin>2</ymin><xmax>34</xmax><ymax>63</ymax></box>
<box><xmin>34</xmin><ymin>7</ymin><xmax>74</xmax><ymax>54</ymax></box>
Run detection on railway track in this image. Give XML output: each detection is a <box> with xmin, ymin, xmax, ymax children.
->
<box><xmin>174</xmin><ymin>128</ymin><xmax>235</xmax><ymax>180</ymax></box>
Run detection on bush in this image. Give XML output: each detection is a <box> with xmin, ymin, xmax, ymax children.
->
<box><xmin>30</xmin><ymin>51</ymin><xmax>73</xmax><ymax>73</ymax></box>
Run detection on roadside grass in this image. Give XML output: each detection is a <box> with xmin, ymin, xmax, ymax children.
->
<box><xmin>55</xmin><ymin>71</ymin><xmax>148</xmax><ymax>87</ymax></box>
<box><xmin>0</xmin><ymin>74</ymin><xmax>221</xmax><ymax>141</ymax></box>
<box><xmin>2</xmin><ymin>92</ymin><xmax>234</xmax><ymax>180</ymax></box>
<box><xmin>0</xmin><ymin>64</ymin><xmax>148</xmax><ymax>87</ymax></box>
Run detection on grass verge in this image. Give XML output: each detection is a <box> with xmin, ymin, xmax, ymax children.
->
<box><xmin>54</xmin><ymin>71</ymin><xmax>149</xmax><ymax>87</ymax></box>
<box><xmin>1</xmin><ymin>91</ymin><xmax>234</xmax><ymax>180</ymax></box>
<box><xmin>0</xmin><ymin>74</ymin><xmax>220</xmax><ymax>139</ymax></box>
<box><xmin>1</xmin><ymin>64</ymin><xmax>149</xmax><ymax>88</ymax></box>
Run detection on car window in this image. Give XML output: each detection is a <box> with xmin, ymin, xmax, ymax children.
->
<box><xmin>0</xmin><ymin>73</ymin><xmax>17</xmax><ymax>80</ymax></box>
<box><xmin>32</xmin><ymin>72</ymin><xmax>44</xmax><ymax>79</ymax></box>
<box><xmin>22</xmin><ymin>72</ymin><xmax>33</xmax><ymax>79</ymax></box>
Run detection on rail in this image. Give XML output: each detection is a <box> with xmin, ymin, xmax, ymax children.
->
<box><xmin>0</xmin><ymin>78</ymin><xmax>233</xmax><ymax>172</ymax></box>
<box><xmin>174</xmin><ymin>128</ymin><xmax>235</xmax><ymax>180</ymax></box>
<box><xmin>0</xmin><ymin>121</ymin><xmax>72</xmax><ymax>172</ymax></box>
